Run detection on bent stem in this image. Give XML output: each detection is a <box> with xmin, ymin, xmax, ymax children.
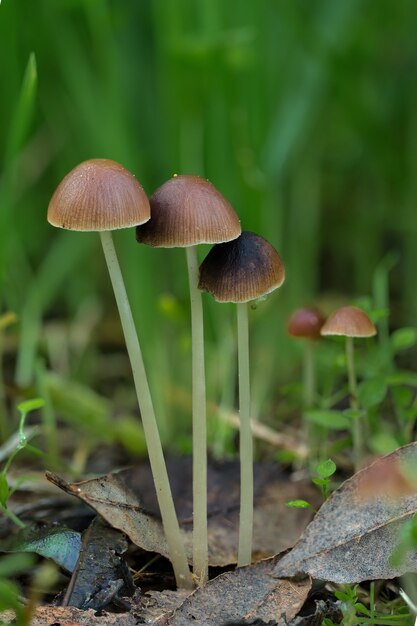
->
<box><xmin>237</xmin><ymin>302</ymin><xmax>253</xmax><ymax>567</ymax></box>
<box><xmin>345</xmin><ymin>336</ymin><xmax>362</xmax><ymax>471</ymax></box>
<box><xmin>100</xmin><ymin>231</ymin><xmax>193</xmax><ymax>589</ymax></box>
<box><xmin>185</xmin><ymin>245</ymin><xmax>208</xmax><ymax>585</ymax></box>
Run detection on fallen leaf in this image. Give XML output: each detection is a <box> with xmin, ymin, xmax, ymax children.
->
<box><xmin>274</xmin><ymin>443</ymin><xmax>417</xmax><ymax>583</ymax></box>
<box><xmin>139</xmin><ymin>589</ymin><xmax>191</xmax><ymax>622</ymax></box>
<box><xmin>166</xmin><ymin>556</ymin><xmax>311</xmax><ymax>625</ymax></box>
<box><xmin>46</xmin><ymin>470</ymin><xmax>172</xmax><ymax>558</ymax></box>
<box><xmin>63</xmin><ymin>517</ymin><xmax>134</xmax><ymax>610</ymax></box>
<box><xmin>0</xmin><ymin>606</ymin><xmax>139</xmax><ymax>626</ymax></box>
<box><xmin>47</xmin><ymin>459</ymin><xmax>315</xmax><ymax>567</ymax></box>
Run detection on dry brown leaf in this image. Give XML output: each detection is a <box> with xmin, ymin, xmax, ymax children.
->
<box><xmin>165</xmin><ymin>556</ymin><xmax>311</xmax><ymax>625</ymax></box>
<box><xmin>47</xmin><ymin>459</ymin><xmax>315</xmax><ymax>567</ymax></box>
<box><xmin>0</xmin><ymin>606</ymin><xmax>139</xmax><ymax>626</ymax></box>
<box><xmin>274</xmin><ymin>443</ymin><xmax>417</xmax><ymax>583</ymax></box>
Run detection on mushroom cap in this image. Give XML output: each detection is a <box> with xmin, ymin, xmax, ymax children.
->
<box><xmin>48</xmin><ymin>159</ymin><xmax>150</xmax><ymax>231</ymax></box>
<box><xmin>320</xmin><ymin>306</ymin><xmax>377</xmax><ymax>338</ymax></box>
<box><xmin>198</xmin><ymin>231</ymin><xmax>285</xmax><ymax>303</ymax></box>
<box><xmin>136</xmin><ymin>174</ymin><xmax>241</xmax><ymax>248</ymax></box>
<box><xmin>287</xmin><ymin>307</ymin><xmax>326</xmax><ymax>340</ymax></box>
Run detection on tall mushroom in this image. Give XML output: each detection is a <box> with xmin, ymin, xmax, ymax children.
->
<box><xmin>48</xmin><ymin>159</ymin><xmax>192</xmax><ymax>589</ymax></box>
<box><xmin>320</xmin><ymin>305</ymin><xmax>377</xmax><ymax>470</ymax></box>
<box><xmin>136</xmin><ymin>174</ymin><xmax>241</xmax><ymax>584</ymax></box>
<box><xmin>198</xmin><ymin>231</ymin><xmax>285</xmax><ymax>567</ymax></box>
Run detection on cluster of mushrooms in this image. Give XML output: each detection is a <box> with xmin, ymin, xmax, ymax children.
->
<box><xmin>288</xmin><ymin>305</ymin><xmax>377</xmax><ymax>470</ymax></box>
<box><xmin>47</xmin><ymin>159</ymin><xmax>376</xmax><ymax>590</ymax></box>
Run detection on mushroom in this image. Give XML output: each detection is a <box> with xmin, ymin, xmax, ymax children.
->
<box><xmin>48</xmin><ymin>159</ymin><xmax>192</xmax><ymax>589</ymax></box>
<box><xmin>198</xmin><ymin>231</ymin><xmax>285</xmax><ymax>567</ymax></box>
<box><xmin>320</xmin><ymin>305</ymin><xmax>377</xmax><ymax>469</ymax></box>
<box><xmin>287</xmin><ymin>307</ymin><xmax>326</xmax><ymax>409</ymax></box>
<box><xmin>136</xmin><ymin>174</ymin><xmax>241</xmax><ymax>584</ymax></box>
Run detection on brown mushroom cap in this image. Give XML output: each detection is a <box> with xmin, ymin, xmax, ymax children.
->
<box><xmin>320</xmin><ymin>306</ymin><xmax>377</xmax><ymax>338</ymax></box>
<box><xmin>287</xmin><ymin>307</ymin><xmax>326</xmax><ymax>340</ymax></box>
<box><xmin>48</xmin><ymin>159</ymin><xmax>150</xmax><ymax>231</ymax></box>
<box><xmin>198</xmin><ymin>231</ymin><xmax>285</xmax><ymax>303</ymax></box>
<box><xmin>136</xmin><ymin>174</ymin><xmax>241</xmax><ymax>248</ymax></box>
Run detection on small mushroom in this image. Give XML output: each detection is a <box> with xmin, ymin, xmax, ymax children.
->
<box><xmin>320</xmin><ymin>305</ymin><xmax>377</xmax><ymax>469</ymax></box>
<box><xmin>199</xmin><ymin>231</ymin><xmax>285</xmax><ymax>567</ymax></box>
<box><xmin>137</xmin><ymin>174</ymin><xmax>241</xmax><ymax>584</ymax></box>
<box><xmin>48</xmin><ymin>159</ymin><xmax>192</xmax><ymax>589</ymax></box>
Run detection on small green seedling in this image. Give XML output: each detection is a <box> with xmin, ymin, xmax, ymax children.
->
<box><xmin>312</xmin><ymin>458</ymin><xmax>336</xmax><ymax>501</ymax></box>
<box><xmin>0</xmin><ymin>398</ymin><xmax>45</xmax><ymax>528</ymax></box>
<box><xmin>323</xmin><ymin>582</ymin><xmax>412</xmax><ymax>626</ymax></box>
<box><xmin>285</xmin><ymin>459</ymin><xmax>336</xmax><ymax>511</ymax></box>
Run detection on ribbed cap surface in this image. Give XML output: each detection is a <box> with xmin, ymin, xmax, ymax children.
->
<box><xmin>136</xmin><ymin>175</ymin><xmax>241</xmax><ymax>247</ymax></box>
<box><xmin>288</xmin><ymin>307</ymin><xmax>326</xmax><ymax>339</ymax></box>
<box><xmin>198</xmin><ymin>231</ymin><xmax>285</xmax><ymax>303</ymax></box>
<box><xmin>320</xmin><ymin>306</ymin><xmax>377</xmax><ymax>338</ymax></box>
<box><xmin>48</xmin><ymin>159</ymin><xmax>150</xmax><ymax>231</ymax></box>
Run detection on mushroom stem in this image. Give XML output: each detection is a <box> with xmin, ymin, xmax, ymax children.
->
<box><xmin>185</xmin><ymin>245</ymin><xmax>208</xmax><ymax>585</ymax></box>
<box><xmin>302</xmin><ymin>340</ymin><xmax>316</xmax><ymax>456</ymax></box>
<box><xmin>303</xmin><ymin>340</ymin><xmax>316</xmax><ymax>409</ymax></box>
<box><xmin>345</xmin><ymin>336</ymin><xmax>362</xmax><ymax>470</ymax></box>
<box><xmin>236</xmin><ymin>301</ymin><xmax>253</xmax><ymax>567</ymax></box>
<box><xmin>100</xmin><ymin>231</ymin><xmax>193</xmax><ymax>589</ymax></box>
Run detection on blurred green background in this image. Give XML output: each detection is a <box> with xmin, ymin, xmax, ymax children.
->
<box><xmin>1</xmin><ymin>0</ymin><xmax>416</xmax><ymax>451</ymax></box>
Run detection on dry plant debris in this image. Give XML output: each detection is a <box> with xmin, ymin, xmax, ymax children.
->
<box><xmin>274</xmin><ymin>443</ymin><xmax>417</xmax><ymax>583</ymax></box>
<box><xmin>46</xmin><ymin>458</ymin><xmax>316</xmax><ymax>567</ymax></box>
<box><xmin>164</xmin><ymin>556</ymin><xmax>310</xmax><ymax>625</ymax></box>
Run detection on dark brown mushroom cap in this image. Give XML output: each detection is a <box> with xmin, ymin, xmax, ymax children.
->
<box><xmin>136</xmin><ymin>174</ymin><xmax>241</xmax><ymax>247</ymax></box>
<box><xmin>48</xmin><ymin>159</ymin><xmax>150</xmax><ymax>231</ymax></box>
<box><xmin>287</xmin><ymin>307</ymin><xmax>326</xmax><ymax>340</ymax></box>
<box><xmin>198</xmin><ymin>231</ymin><xmax>285</xmax><ymax>303</ymax></box>
<box><xmin>320</xmin><ymin>306</ymin><xmax>377</xmax><ymax>338</ymax></box>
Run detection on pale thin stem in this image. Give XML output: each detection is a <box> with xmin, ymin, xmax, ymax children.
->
<box><xmin>303</xmin><ymin>340</ymin><xmax>315</xmax><ymax>409</ymax></box>
<box><xmin>346</xmin><ymin>336</ymin><xmax>362</xmax><ymax>470</ymax></box>
<box><xmin>185</xmin><ymin>245</ymin><xmax>208</xmax><ymax>585</ymax></box>
<box><xmin>100</xmin><ymin>231</ymin><xmax>192</xmax><ymax>589</ymax></box>
<box><xmin>302</xmin><ymin>340</ymin><xmax>316</xmax><ymax>457</ymax></box>
<box><xmin>237</xmin><ymin>302</ymin><xmax>253</xmax><ymax>567</ymax></box>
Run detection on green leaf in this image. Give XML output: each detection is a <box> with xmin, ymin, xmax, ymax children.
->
<box><xmin>316</xmin><ymin>459</ymin><xmax>336</xmax><ymax>479</ymax></box>
<box><xmin>286</xmin><ymin>499</ymin><xmax>313</xmax><ymax>509</ymax></box>
<box><xmin>312</xmin><ymin>477</ymin><xmax>329</xmax><ymax>487</ymax></box>
<box><xmin>0</xmin><ymin>578</ymin><xmax>23</xmax><ymax>615</ymax></box>
<box><xmin>0</xmin><ymin>553</ymin><xmax>35</xmax><ymax>577</ymax></box>
<box><xmin>354</xmin><ymin>602</ymin><xmax>371</xmax><ymax>616</ymax></box>
<box><xmin>17</xmin><ymin>397</ymin><xmax>45</xmax><ymax>414</ymax></box>
<box><xmin>369</xmin><ymin>432</ymin><xmax>401</xmax><ymax>455</ymax></box>
<box><xmin>0</xmin><ymin>474</ymin><xmax>9</xmax><ymax>508</ymax></box>
<box><xmin>391</xmin><ymin>386</ymin><xmax>414</xmax><ymax>409</ymax></box>
<box><xmin>357</xmin><ymin>377</ymin><xmax>387</xmax><ymax>409</ymax></box>
<box><xmin>387</xmin><ymin>371</ymin><xmax>417</xmax><ymax>387</ymax></box>
<box><xmin>4</xmin><ymin>52</ymin><xmax>37</xmax><ymax>166</ymax></box>
<box><xmin>391</xmin><ymin>328</ymin><xmax>417</xmax><ymax>353</ymax></box>
<box><xmin>305</xmin><ymin>410</ymin><xmax>350</xmax><ymax>430</ymax></box>
<box><xmin>343</xmin><ymin>408</ymin><xmax>365</xmax><ymax>420</ymax></box>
